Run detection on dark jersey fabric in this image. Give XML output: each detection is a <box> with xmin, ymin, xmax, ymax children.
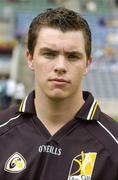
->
<box><xmin>0</xmin><ymin>91</ymin><xmax>118</xmax><ymax>180</ymax></box>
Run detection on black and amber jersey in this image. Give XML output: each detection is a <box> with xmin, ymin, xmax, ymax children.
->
<box><xmin>0</xmin><ymin>91</ymin><xmax>118</xmax><ymax>180</ymax></box>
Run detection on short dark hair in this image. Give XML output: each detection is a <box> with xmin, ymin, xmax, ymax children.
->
<box><xmin>28</xmin><ymin>7</ymin><xmax>91</xmax><ymax>59</ymax></box>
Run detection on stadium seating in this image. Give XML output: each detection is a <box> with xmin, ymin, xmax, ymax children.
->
<box><xmin>81</xmin><ymin>14</ymin><xmax>118</xmax><ymax>99</ymax></box>
<box><xmin>83</xmin><ymin>70</ymin><xmax>118</xmax><ymax>99</ymax></box>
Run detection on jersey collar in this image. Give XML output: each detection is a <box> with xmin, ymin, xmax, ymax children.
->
<box><xmin>18</xmin><ymin>90</ymin><xmax>101</xmax><ymax>121</ymax></box>
<box><xmin>19</xmin><ymin>91</ymin><xmax>36</xmax><ymax>114</ymax></box>
<box><xmin>75</xmin><ymin>91</ymin><xmax>101</xmax><ymax>121</ymax></box>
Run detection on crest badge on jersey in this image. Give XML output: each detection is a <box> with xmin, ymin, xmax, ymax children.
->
<box><xmin>4</xmin><ymin>152</ymin><xmax>26</xmax><ymax>173</ymax></box>
<box><xmin>68</xmin><ymin>151</ymin><xmax>97</xmax><ymax>180</ymax></box>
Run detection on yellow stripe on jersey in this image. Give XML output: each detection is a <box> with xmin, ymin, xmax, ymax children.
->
<box><xmin>87</xmin><ymin>100</ymin><xmax>98</xmax><ymax>120</ymax></box>
<box><xmin>19</xmin><ymin>96</ymin><xmax>28</xmax><ymax>112</ymax></box>
<box><xmin>19</xmin><ymin>100</ymin><xmax>24</xmax><ymax>112</ymax></box>
<box><xmin>90</xmin><ymin>102</ymin><xmax>98</xmax><ymax>120</ymax></box>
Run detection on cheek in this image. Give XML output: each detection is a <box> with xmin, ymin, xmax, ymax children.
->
<box><xmin>34</xmin><ymin>63</ymin><xmax>50</xmax><ymax>84</ymax></box>
<box><xmin>73</xmin><ymin>65</ymin><xmax>86</xmax><ymax>79</ymax></box>
<box><xmin>70</xmin><ymin>66</ymin><xmax>86</xmax><ymax>88</ymax></box>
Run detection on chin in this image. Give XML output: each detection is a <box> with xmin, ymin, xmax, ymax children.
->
<box><xmin>48</xmin><ymin>93</ymin><xmax>68</xmax><ymax>100</ymax></box>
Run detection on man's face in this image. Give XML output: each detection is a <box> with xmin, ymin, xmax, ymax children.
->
<box><xmin>27</xmin><ymin>27</ymin><xmax>91</xmax><ymax>100</ymax></box>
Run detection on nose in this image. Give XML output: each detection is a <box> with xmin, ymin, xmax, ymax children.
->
<box><xmin>54</xmin><ymin>56</ymin><xmax>67</xmax><ymax>74</ymax></box>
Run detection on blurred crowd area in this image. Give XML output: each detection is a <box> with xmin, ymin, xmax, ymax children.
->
<box><xmin>0</xmin><ymin>74</ymin><xmax>25</xmax><ymax>110</ymax></box>
<box><xmin>0</xmin><ymin>0</ymin><xmax>118</xmax><ymax>110</ymax></box>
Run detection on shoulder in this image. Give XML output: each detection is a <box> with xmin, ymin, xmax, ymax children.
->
<box><xmin>0</xmin><ymin>106</ymin><xmax>22</xmax><ymax>135</ymax></box>
<box><xmin>0</xmin><ymin>106</ymin><xmax>19</xmax><ymax>124</ymax></box>
<box><xmin>86</xmin><ymin>111</ymin><xmax>118</xmax><ymax>163</ymax></box>
<box><xmin>98</xmin><ymin>112</ymin><xmax>118</xmax><ymax>136</ymax></box>
<box><xmin>96</xmin><ymin>111</ymin><xmax>118</xmax><ymax>157</ymax></box>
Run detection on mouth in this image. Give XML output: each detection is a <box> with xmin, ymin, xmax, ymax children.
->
<box><xmin>49</xmin><ymin>78</ymin><xmax>70</xmax><ymax>83</ymax></box>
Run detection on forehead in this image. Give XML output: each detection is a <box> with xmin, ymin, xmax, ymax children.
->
<box><xmin>35</xmin><ymin>27</ymin><xmax>86</xmax><ymax>52</ymax></box>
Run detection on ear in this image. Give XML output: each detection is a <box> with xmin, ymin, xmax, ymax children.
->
<box><xmin>84</xmin><ymin>56</ymin><xmax>92</xmax><ymax>75</ymax></box>
<box><xmin>25</xmin><ymin>49</ymin><xmax>34</xmax><ymax>71</ymax></box>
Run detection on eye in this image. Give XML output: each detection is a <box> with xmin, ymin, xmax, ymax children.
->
<box><xmin>67</xmin><ymin>54</ymin><xmax>80</xmax><ymax>61</ymax></box>
<box><xmin>43</xmin><ymin>52</ymin><xmax>56</xmax><ymax>59</ymax></box>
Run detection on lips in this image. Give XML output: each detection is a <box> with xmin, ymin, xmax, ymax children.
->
<box><xmin>49</xmin><ymin>78</ymin><xmax>70</xmax><ymax>83</ymax></box>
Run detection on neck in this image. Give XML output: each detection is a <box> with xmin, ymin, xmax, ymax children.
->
<box><xmin>34</xmin><ymin>89</ymin><xmax>84</xmax><ymax>135</ymax></box>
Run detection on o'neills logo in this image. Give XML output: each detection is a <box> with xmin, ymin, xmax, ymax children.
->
<box><xmin>38</xmin><ymin>145</ymin><xmax>62</xmax><ymax>156</ymax></box>
<box><xmin>68</xmin><ymin>151</ymin><xmax>97</xmax><ymax>180</ymax></box>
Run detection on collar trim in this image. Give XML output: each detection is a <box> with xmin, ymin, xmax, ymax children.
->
<box><xmin>87</xmin><ymin>100</ymin><xmax>98</xmax><ymax>120</ymax></box>
<box><xmin>19</xmin><ymin>96</ymin><xmax>28</xmax><ymax>112</ymax></box>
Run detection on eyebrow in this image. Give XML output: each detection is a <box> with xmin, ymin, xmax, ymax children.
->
<box><xmin>39</xmin><ymin>47</ymin><xmax>83</xmax><ymax>57</ymax></box>
<box><xmin>65</xmin><ymin>51</ymin><xmax>83</xmax><ymax>57</ymax></box>
<box><xmin>40</xmin><ymin>48</ymin><xmax>58</xmax><ymax>54</ymax></box>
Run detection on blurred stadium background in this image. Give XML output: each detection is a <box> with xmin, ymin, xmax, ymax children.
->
<box><xmin>0</xmin><ymin>0</ymin><xmax>118</xmax><ymax>120</ymax></box>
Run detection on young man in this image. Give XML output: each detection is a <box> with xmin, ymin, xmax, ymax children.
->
<box><xmin>0</xmin><ymin>7</ymin><xmax>118</xmax><ymax>180</ymax></box>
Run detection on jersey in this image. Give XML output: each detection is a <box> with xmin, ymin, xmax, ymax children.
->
<box><xmin>0</xmin><ymin>91</ymin><xmax>118</xmax><ymax>180</ymax></box>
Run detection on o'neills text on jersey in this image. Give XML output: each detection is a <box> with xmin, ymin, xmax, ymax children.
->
<box><xmin>38</xmin><ymin>145</ymin><xmax>62</xmax><ymax>156</ymax></box>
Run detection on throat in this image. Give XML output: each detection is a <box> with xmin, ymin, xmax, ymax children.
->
<box><xmin>34</xmin><ymin>97</ymin><xmax>85</xmax><ymax>135</ymax></box>
<box><xmin>35</xmin><ymin>104</ymin><xmax>72</xmax><ymax>135</ymax></box>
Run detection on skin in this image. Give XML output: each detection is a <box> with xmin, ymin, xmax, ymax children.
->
<box><xmin>26</xmin><ymin>27</ymin><xmax>92</xmax><ymax>135</ymax></box>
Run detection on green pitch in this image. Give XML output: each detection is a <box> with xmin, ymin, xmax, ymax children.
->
<box><xmin>113</xmin><ymin>117</ymin><xmax>118</xmax><ymax>122</ymax></box>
